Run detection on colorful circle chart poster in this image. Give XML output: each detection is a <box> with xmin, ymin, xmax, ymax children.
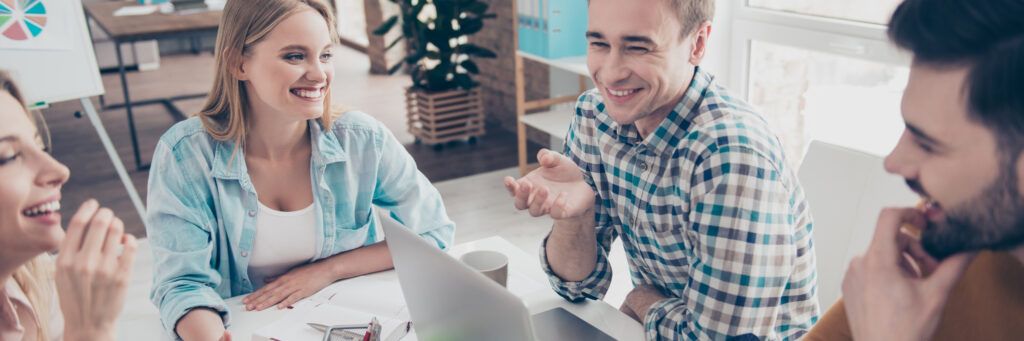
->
<box><xmin>0</xmin><ymin>0</ymin><xmax>70</xmax><ymax>50</ymax></box>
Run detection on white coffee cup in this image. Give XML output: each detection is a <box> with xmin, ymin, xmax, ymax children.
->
<box><xmin>459</xmin><ymin>250</ymin><xmax>509</xmax><ymax>287</ymax></box>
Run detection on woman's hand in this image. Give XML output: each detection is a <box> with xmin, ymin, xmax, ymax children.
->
<box><xmin>242</xmin><ymin>261</ymin><xmax>337</xmax><ymax>311</ymax></box>
<box><xmin>55</xmin><ymin>199</ymin><xmax>138</xmax><ymax>341</ymax></box>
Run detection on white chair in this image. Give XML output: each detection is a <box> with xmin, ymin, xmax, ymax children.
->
<box><xmin>797</xmin><ymin>141</ymin><xmax>918</xmax><ymax>308</ymax></box>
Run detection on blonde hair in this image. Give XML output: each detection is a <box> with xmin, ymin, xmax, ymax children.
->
<box><xmin>197</xmin><ymin>0</ymin><xmax>340</xmax><ymax>147</ymax></box>
<box><xmin>1</xmin><ymin>70</ymin><xmax>55</xmax><ymax>341</ymax></box>
<box><xmin>11</xmin><ymin>257</ymin><xmax>54</xmax><ymax>341</ymax></box>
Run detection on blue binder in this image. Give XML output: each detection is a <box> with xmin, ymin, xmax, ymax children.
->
<box><xmin>518</xmin><ymin>0</ymin><xmax>588</xmax><ymax>59</ymax></box>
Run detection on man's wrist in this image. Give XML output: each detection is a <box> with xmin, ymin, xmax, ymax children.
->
<box><xmin>552</xmin><ymin>207</ymin><xmax>595</xmax><ymax>230</ymax></box>
<box><xmin>626</xmin><ymin>286</ymin><xmax>668</xmax><ymax>321</ymax></box>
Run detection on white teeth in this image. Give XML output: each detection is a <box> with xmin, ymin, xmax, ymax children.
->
<box><xmin>22</xmin><ymin>201</ymin><xmax>60</xmax><ymax>217</ymax></box>
<box><xmin>291</xmin><ymin>88</ymin><xmax>323</xmax><ymax>99</ymax></box>
<box><xmin>608</xmin><ymin>88</ymin><xmax>638</xmax><ymax>97</ymax></box>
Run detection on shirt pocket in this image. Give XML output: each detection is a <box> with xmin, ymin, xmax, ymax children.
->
<box><xmin>647</xmin><ymin>205</ymin><xmax>693</xmax><ymax>272</ymax></box>
<box><xmin>330</xmin><ymin>208</ymin><xmax>375</xmax><ymax>252</ymax></box>
<box><xmin>335</xmin><ymin>206</ymin><xmax>373</xmax><ymax>230</ymax></box>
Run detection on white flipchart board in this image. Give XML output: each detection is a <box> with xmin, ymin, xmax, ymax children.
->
<box><xmin>0</xmin><ymin>0</ymin><xmax>147</xmax><ymax>224</ymax></box>
<box><xmin>0</xmin><ymin>0</ymin><xmax>104</xmax><ymax>105</ymax></box>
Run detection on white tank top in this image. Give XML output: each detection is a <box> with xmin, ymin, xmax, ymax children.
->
<box><xmin>247</xmin><ymin>201</ymin><xmax>318</xmax><ymax>289</ymax></box>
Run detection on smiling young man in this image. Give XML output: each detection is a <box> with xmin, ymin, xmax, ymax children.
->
<box><xmin>804</xmin><ymin>0</ymin><xmax>1024</xmax><ymax>340</ymax></box>
<box><xmin>504</xmin><ymin>0</ymin><xmax>819</xmax><ymax>339</ymax></box>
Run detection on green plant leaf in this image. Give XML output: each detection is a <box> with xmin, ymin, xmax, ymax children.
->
<box><xmin>459</xmin><ymin>18</ymin><xmax>484</xmax><ymax>35</ymax></box>
<box><xmin>460</xmin><ymin>60</ymin><xmax>480</xmax><ymax>74</ymax></box>
<box><xmin>464</xmin><ymin>2</ymin><xmax>488</xmax><ymax>14</ymax></box>
<box><xmin>455</xmin><ymin>73</ymin><xmax>474</xmax><ymax>89</ymax></box>
<box><xmin>456</xmin><ymin>44</ymin><xmax>497</xmax><ymax>58</ymax></box>
<box><xmin>404</xmin><ymin>51</ymin><xmax>425</xmax><ymax>65</ymax></box>
<box><xmin>372</xmin><ymin>16</ymin><xmax>399</xmax><ymax>36</ymax></box>
<box><xmin>385</xmin><ymin>36</ymin><xmax>404</xmax><ymax>50</ymax></box>
<box><xmin>426</xmin><ymin>68</ymin><xmax>450</xmax><ymax>91</ymax></box>
<box><xmin>386</xmin><ymin>0</ymin><xmax>492</xmax><ymax>91</ymax></box>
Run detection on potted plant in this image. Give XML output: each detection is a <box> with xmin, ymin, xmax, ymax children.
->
<box><xmin>374</xmin><ymin>0</ymin><xmax>497</xmax><ymax>148</ymax></box>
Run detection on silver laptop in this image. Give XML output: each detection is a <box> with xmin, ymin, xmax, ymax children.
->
<box><xmin>382</xmin><ymin>222</ymin><xmax>616</xmax><ymax>341</ymax></box>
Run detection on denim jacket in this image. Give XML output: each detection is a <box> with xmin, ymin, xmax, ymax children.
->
<box><xmin>144</xmin><ymin>112</ymin><xmax>455</xmax><ymax>337</ymax></box>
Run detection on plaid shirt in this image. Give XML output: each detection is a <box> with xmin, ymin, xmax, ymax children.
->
<box><xmin>540</xmin><ymin>68</ymin><xmax>819</xmax><ymax>340</ymax></box>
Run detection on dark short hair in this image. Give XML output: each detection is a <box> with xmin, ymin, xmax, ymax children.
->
<box><xmin>888</xmin><ymin>0</ymin><xmax>1024</xmax><ymax>157</ymax></box>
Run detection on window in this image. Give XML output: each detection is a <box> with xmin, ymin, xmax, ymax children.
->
<box><xmin>748</xmin><ymin>0</ymin><xmax>902</xmax><ymax>25</ymax></box>
<box><xmin>749</xmin><ymin>41</ymin><xmax>908</xmax><ymax>160</ymax></box>
<box><xmin>730</xmin><ymin>1</ymin><xmax>910</xmax><ymax>165</ymax></box>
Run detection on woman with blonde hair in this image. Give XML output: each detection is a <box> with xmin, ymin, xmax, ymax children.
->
<box><xmin>0</xmin><ymin>70</ymin><xmax>138</xmax><ymax>341</ymax></box>
<box><xmin>145</xmin><ymin>0</ymin><xmax>455</xmax><ymax>339</ymax></box>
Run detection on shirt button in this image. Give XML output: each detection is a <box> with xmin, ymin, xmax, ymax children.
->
<box><xmin>639</xmin><ymin>162</ymin><xmax>649</xmax><ymax>171</ymax></box>
<box><xmin>248</xmin><ymin>209</ymin><xmax>256</xmax><ymax>217</ymax></box>
<box><xmin>241</xmin><ymin>251</ymin><xmax>249</xmax><ymax>257</ymax></box>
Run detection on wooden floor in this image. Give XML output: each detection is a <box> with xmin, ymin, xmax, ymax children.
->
<box><xmin>43</xmin><ymin>47</ymin><xmax>540</xmax><ymax>238</ymax></box>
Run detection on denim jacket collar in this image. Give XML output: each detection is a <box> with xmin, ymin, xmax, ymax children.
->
<box><xmin>210</xmin><ymin>120</ymin><xmax>348</xmax><ymax>180</ymax></box>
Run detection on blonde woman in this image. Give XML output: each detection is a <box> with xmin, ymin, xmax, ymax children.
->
<box><xmin>0</xmin><ymin>70</ymin><xmax>138</xmax><ymax>341</ymax></box>
<box><xmin>145</xmin><ymin>0</ymin><xmax>455</xmax><ymax>339</ymax></box>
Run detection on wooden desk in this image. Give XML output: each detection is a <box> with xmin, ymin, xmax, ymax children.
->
<box><xmin>84</xmin><ymin>1</ymin><xmax>220</xmax><ymax>42</ymax></box>
<box><xmin>83</xmin><ymin>1</ymin><xmax>220</xmax><ymax>170</ymax></box>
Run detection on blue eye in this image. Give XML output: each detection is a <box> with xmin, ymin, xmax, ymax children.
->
<box><xmin>320</xmin><ymin>53</ymin><xmax>333</xmax><ymax>62</ymax></box>
<box><xmin>284</xmin><ymin>53</ymin><xmax>304</xmax><ymax>62</ymax></box>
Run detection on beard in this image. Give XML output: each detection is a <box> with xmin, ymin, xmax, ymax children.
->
<box><xmin>920</xmin><ymin>169</ymin><xmax>1024</xmax><ymax>260</ymax></box>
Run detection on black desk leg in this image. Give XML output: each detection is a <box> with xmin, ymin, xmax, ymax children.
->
<box><xmin>115</xmin><ymin>41</ymin><xmax>148</xmax><ymax>171</ymax></box>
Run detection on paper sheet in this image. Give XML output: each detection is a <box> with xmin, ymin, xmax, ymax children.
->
<box><xmin>113</xmin><ymin>5</ymin><xmax>158</xmax><ymax>16</ymax></box>
<box><xmin>307</xmin><ymin>274</ymin><xmax>409</xmax><ymax>319</ymax></box>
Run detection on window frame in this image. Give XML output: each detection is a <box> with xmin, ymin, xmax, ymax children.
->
<box><xmin>728</xmin><ymin>4</ymin><xmax>911</xmax><ymax>100</ymax></box>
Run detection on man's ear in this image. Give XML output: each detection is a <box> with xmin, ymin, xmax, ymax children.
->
<box><xmin>688</xmin><ymin>21</ymin><xmax>712</xmax><ymax>66</ymax></box>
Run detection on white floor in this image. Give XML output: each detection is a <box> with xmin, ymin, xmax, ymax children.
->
<box><xmin>120</xmin><ymin>167</ymin><xmax>633</xmax><ymax>334</ymax></box>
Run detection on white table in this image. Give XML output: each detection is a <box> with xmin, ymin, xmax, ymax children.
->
<box><xmin>117</xmin><ymin>237</ymin><xmax>644</xmax><ymax>340</ymax></box>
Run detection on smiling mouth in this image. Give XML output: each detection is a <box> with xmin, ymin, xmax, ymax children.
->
<box><xmin>606</xmin><ymin>88</ymin><xmax>641</xmax><ymax>98</ymax></box>
<box><xmin>921</xmin><ymin>197</ymin><xmax>944</xmax><ymax>221</ymax></box>
<box><xmin>22</xmin><ymin>200</ymin><xmax>60</xmax><ymax>218</ymax></box>
<box><xmin>290</xmin><ymin>87</ymin><xmax>325</xmax><ymax>100</ymax></box>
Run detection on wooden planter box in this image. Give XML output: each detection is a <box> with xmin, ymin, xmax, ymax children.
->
<box><xmin>406</xmin><ymin>87</ymin><xmax>485</xmax><ymax>146</ymax></box>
